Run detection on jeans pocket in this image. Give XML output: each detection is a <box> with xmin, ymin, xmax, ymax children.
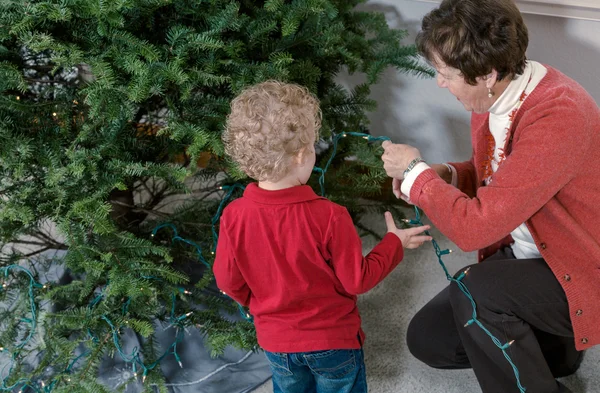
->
<box><xmin>264</xmin><ymin>351</ymin><xmax>293</xmax><ymax>376</ymax></box>
<box><xmin>306</xmin><ymin>349</ymin><xmax>356</xmax><ymax>379</ymax></box>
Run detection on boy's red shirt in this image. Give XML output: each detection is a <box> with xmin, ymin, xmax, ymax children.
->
<box><xmin>214</xmin><ymin>183</ymin><xmax>403</xmax><ymax>352</ymax></box>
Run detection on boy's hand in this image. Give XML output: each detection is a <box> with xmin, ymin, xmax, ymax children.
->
<box><xmin>384</xmin><ymin>211</ymin><xmax>432</xmax><ymax>249</ymax></box>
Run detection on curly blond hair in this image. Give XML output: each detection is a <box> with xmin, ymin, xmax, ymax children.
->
<box><xmin>222</xmin><ymin>80</ymin><xmax>321</xmax><ymax>182</ymax></box>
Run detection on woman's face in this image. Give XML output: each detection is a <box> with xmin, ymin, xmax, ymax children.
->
<box><xmin>434</xmin><ymin>62</ymin><xmax>494</xmax><ymax>114</ymax></box>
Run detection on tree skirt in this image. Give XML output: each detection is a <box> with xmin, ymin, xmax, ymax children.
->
<box><xmin>97</xmin><ymin>326</ymin><xmax>271</xmax><ymax>393</ymax></box>
<box><xmin>0</xmin><ymin>250</ymin><xmax>271</xmax><ymax>393</ymax></box>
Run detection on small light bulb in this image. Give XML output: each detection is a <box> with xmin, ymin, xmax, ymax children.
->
<box><xmin>142</xmin><ymin>374</ymin><xmax>147</xmax><ymax>383</ymax></box>
<box><xmin>178</xmin><ymin>360</ymin><xmax>183</xmax><ymax>368</ymax></box>
<box><xmin>52</xmin><ymin>112</ymin><xmax>57</xmax><ymax>117</ymax></box>
<box><xmin>16</xmin><ymin>96</ymin><xmax>20</xmax><ymax>100</ymax></box>
<box><xmin>66</xmin><ymin>378</ymin><xmax>71</xmax><ymax>382</ymax></box>
<box><xmin>363</xmin><ymin>136</ymin><xmax>369</xmax><ymax>140</ymax></box>
<box><xmin>42</xmin><ymin>284</ymin><xmax>48</xmax><ymax>289</ymax></box>
<box><xmin>246</xmin><ymin>313</ymin><xmax>251</xmax><ymax>319</ymax></box>
<box><xmin>0</xmin><ymin>346</ymin><xmax>4</xmax><ymax>351</ymax></box>
<box><xmin>2</xmin><ymin>283</ymin><xmax>7</xmax><ymax>288</ymax></box>
<box><xmin>184</xmin><ymin>290</ymin><xmax>191</xmax><ymax>295</ymax></box>
<box><xmin>211</xmin><ymin>251</ymin><xmax>215</xmax><ymax>255</ymax></box>
<box><xmin>185</xmin><ymin>312</ymin><xmax>193</xmax><ymax>317</ymax></box>
<box><xmin>41</xmin><ymin>381</ymin><xmax>45</xmax><ymax>387</ymax></box>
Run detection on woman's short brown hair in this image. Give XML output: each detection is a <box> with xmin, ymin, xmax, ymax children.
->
<box><xmin>416</xmin><ymin>0</ymin><xmax>528</xmax><ymax>85</ymax></box>
<box><xmin>223</xmin><ymin>80</ymin><xmax>321</xmax><ymax>182</ymax></box>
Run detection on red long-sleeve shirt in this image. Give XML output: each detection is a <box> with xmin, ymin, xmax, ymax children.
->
<box><xmin>213</xmin><ymin>183</ymin><xmax>403</xmax><ymax>352</ymax></box>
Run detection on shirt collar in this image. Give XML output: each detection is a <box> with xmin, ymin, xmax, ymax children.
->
<box><xmin>489</xmin><ymin>61</ymin><xmax>534</xmax><ymax>117</ymax></box>
<box><xmin>243</xmin><ymin>183</ymin><xmax>324</xmax><ymax>205</ymax></box>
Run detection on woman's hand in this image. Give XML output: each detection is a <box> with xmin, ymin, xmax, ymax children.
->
<box><xmin>391</xmin><ymin>178</ymin><xmax>412</xmax><ymax>203</ymax></box>
<box><xmin>381</xmin><ymin>141</ymin><xmax>422</xmax><ymax>179</ymax></box>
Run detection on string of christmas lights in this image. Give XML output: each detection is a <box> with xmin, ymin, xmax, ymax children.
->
<box><xmin>0</xmin><ymin>266</ymin><xmax>51</xmax><ymax>393</ymax></box>
<box><xmin>0</xmin><ymin>131</ymin><xmax>525</xmax><ymax>393</ymax></box>
<box><xmin>315</xmin><ymin>131</ymin><xmax>525</xmax><ymax>392</ymax></box>
<box><xmin>0</xmin><ymin>185</ymin><xmax>250</xmax><ymax>392</ymax></box>
<box><xmin>404</xmin><ymin>206</ymin><xmax>526</xmax><ymax>393</ymax></box>
<box><xmin>313</xmin><ymin>132</ymin><xmax>391</xmax><ymax>196</ymax></box>
<box><xmin>150</xmin><ymin>185</ymin><xmax>252</xmax><ymax>322</ymax></box>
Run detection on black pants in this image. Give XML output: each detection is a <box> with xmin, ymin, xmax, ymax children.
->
<box><xmin>406</xmin><ymin>248</ymin><xmax>583</xmax><ymax>393</ymax></box>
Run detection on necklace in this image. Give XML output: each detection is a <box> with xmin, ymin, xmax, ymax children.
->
<box><xmin>482</xmin><ymin>76</ymin><xmax>533</xmax><ymax>183</ymax></box>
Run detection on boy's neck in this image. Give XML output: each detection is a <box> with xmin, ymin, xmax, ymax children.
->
<box><xmin>258</xmin><ymin>169</ymin><xmax>306</xmax><ymax>191</ymax></box>
<box><xmin>258</xmin><ymin>178</ymin><xmax>303</xmax><ymax>191</ymax></box>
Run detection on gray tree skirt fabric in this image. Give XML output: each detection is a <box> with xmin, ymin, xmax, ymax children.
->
<box><xmin>98</xmin><ymin>326</ymin><xmax>271</xmax><ymax>393</ymax></box>
<box><xmin>1</xmin><ymin>250</ymin><xmax>271</xmax><ymax>393</ymax></box>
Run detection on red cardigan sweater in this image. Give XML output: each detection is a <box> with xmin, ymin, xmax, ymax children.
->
<box><xmin>214</xmin><ymin>183</ymin><xmax>403</xmax><ymax>352</ymax></box>
<box><xmin>409</xmin><ymin>67</ymin><xmax>600</xmax><ymax>350</ymax></box>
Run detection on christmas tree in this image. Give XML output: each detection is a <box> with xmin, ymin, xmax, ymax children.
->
<box><xmin>0</xmin><ymin>1</ymin><xmax>430</xmax><ymax>391</ymax></box>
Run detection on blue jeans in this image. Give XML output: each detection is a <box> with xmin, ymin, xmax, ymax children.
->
<box><xmin>264</xmin><ymin>349</ymin><xmax>367</xmax><ymax>393</ymax></box>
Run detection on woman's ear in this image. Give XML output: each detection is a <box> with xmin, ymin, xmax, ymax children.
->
<box><xmin>485</xmin><ymin>69</ymin><xmax>499</xmax><ymax>89</ymax></box>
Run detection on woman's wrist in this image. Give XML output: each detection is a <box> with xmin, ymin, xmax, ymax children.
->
<box><xmin>403</xmin><ymin>157</ymin><xmax>426</xmax><ymax>178</ymax></box>
<box><xmin>430</xmin><ymin>163</ymin><xmax>453</xmax><ymax>184</ymax></box>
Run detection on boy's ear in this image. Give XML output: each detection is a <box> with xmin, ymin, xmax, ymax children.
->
<box><xmin>295</xmin><ymin>147</ymin><xmax>307</xmax><ymax>165</ymax></box>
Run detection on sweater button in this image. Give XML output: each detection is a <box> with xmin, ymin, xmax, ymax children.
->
<box><xmin>540</xmin><ymin>243</ymin><xmax>547</xmax><ymax>250</ymax></box>
<box><xmin>581</xmin><ymin>338</ymin><xmax>589</xmax><ymax>344</ymax></box>
<box><xmin>563</xmin><ymin>274</ymin><xmax>571</xmax><ymax>282</ymax></box>
<box><xmin>576</xmin><ymin>309</ymin><xmax>583</xmax><ymax>316</ymax></box>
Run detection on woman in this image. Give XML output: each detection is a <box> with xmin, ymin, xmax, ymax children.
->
<box><xmin>381</xmin><ymin>0</ymin><xmax>600</xmax><ymax>392</ymax></box>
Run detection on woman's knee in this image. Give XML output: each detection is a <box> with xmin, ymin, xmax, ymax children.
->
<box><xmin>406</xmin><ymin>294</ymin><xmax>465</xmax><ymax>368</ymax></box>
<box><xmin>406</xmin><ymin>310</ymin><xmax>437</xmax><ymax>364</ymax></box>
<box><xmin>448</xmin><ymin>263</ymin><xmax>494</xmax><ymax>313</ymax></box>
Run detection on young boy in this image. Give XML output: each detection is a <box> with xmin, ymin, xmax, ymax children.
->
<box><xmin>214</xmin><ymin>80</ymin><xmax>431</xmax><ymax>393</ymax></box>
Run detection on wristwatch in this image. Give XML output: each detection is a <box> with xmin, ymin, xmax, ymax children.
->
<box><xmin>403</xmin><ymin>157</ymin><xmax>426</xmax><ymax>178</ymax></box>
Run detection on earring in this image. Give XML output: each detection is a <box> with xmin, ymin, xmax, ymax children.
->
<box><xmin>488</xmin><ymin>88</ymin><xmax>495</xmax><ymax>98</ymax></box>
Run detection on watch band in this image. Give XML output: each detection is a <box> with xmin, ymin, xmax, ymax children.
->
<box><xmin>403</xmin><ymin>157</ymin><xmax>425</xmax><ymax>178</ymax></box>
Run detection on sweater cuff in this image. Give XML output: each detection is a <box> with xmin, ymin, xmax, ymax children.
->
<box><xmin>409</xmin><ymin>168</ymin><xmax>439</xmax><ymax>204</ymax></box>
<box><xmin>400</xmin><ymin>162</ymin><xmax>430</xmax><ymax>202</ymax></box>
